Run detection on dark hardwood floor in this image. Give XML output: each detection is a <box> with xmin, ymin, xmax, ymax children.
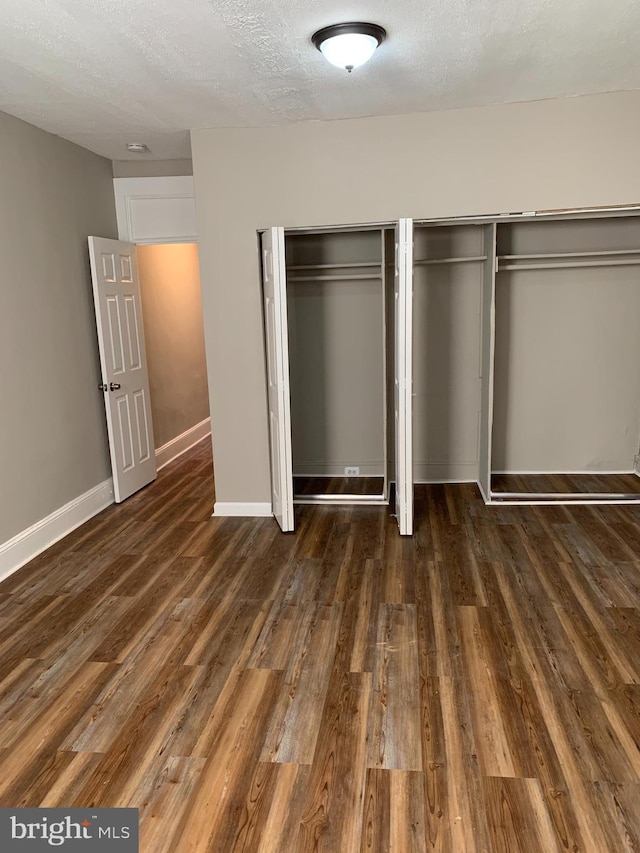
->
<box><xmin>492</xmin><ymin>472</ymin><xmax>640</xmax><ymax>496</ymax></box>
<box><xmin>1</xmin><ymin>439</ymin><xmax>639</xmax><ymax>851</ymax></box>
<box><xmin>294</xmin><ymin>476</ymin><xmax>385</xmax><ymax>497</ymax></box>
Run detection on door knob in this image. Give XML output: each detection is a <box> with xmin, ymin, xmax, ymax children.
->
<box><xmin>98</xmin><ymin>383</ymin><xmax>108</xmax><ymax>392</ymax></box>
<box><xmin>109</xmin><ymin>382</ymin><xmax>121</xmax><ymax>391</ymax></box>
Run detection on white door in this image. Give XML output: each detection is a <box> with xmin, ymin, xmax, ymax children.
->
<box><xmin>394</xmin><ymin>219</ymin><xmax>414</xmax><ymax>535</ymax></box>
<box><xmin>261</xmin><ymin>227</ymin><xmax>294</xmax><ymax>532</ymax></box>
<box><xmin>88</xmin><ymin>236</ymin><xmax>156</xmax><ymax>502</ymax></box>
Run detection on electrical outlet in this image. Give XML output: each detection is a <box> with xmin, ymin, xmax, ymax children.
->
<box><xmin>344</xmin><ymin>466</ymin><xmax>360</xmax><ymax>477</ymax></box>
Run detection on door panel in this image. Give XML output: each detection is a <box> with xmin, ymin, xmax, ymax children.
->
<box><xmin>261</xmin><ymin>227</ymin><xmax>294</xmax><ymax>532</ymax></box>
<box><xmin>394</xmin><ymin>219</ymin><xmax>414</xmax><ymax>535</ymax></box>
<box><xmin>89</xmin><ymin>236</ymin><xmax>156</xmax><ymax>502</ymax></box>
<box><xmin>478</xmin><ymin>223</ymin><xmax>497</xmax><ymax>502</ymax></box>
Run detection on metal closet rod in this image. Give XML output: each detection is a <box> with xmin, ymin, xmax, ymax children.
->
<box><xmin>498</xmin><ymin>249</ymin><xmax>640</xmax><ymax>260</ymax></box>
<box><xmin>287</xmin><ymin>274</ymin><xmax>383</xmax><ymax>282</ymax></box>
<box><xmin>287</xmin><ymin>261</ymin><xmax>381</xmax><ymax>270</ymax></box>
<box><xmin>497</xmin><ymin>258</ymin><xmax>640</xmax><ymax>272</ymax></box>
<box><xmin>413</xmin><ymin>255</ymin><xmax>488</xmax><ymax>266</ymax></box>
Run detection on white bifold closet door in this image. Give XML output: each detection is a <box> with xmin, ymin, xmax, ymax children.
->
<box><xmin>394</xmin><ymin>219</ymin><xmax>414</xmax><ymax>535</ymax></box>
<box><xmin>261</xmin><ymin>227</ymin><xmax>294</xmax><ymax>532</ymax></box>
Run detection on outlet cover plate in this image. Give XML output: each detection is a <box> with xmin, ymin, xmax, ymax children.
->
<box><xmin>344</xmin><ymin>466</ymin><xmax>360</xmax><ymax>476</ymax></box>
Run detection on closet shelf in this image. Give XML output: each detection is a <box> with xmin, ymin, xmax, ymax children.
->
<box><xmin>287</xmin><ymin>274</ymin><xmax>383</xmax><ymax>282</ymax></box>
<box><xmin>413</xmin><ymin>255</ymin><xmax>487</xmax><ymax>266</ymax></box>
<box><xmin>497</xmin><ymin>248</ymin><xmax>640</xmax><ymax>272</ymax></box>
<box><xmin>498</xmin><ymin>248</ymin><xmax>640</xmax><ymax>260</ymax></box>
<box><xmin>287</xmin><ymin>261</ymin><xmax>381</xmax><ymax>271</ymax></box>
<box><xmin>497</xmin><ymin>258</ymin><xmax>640</xmax><ymax>272</ymax></box>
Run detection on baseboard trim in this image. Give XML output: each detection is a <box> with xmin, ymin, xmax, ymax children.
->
<box><xmin>491</xmin><ymin>469</ymin><xmax>634</xmax><ymax>475</ymax></box>
<box><xmin>477</xmin><ymin>479</ymin><xmax>491</xmax><ymax>505</ymax></box>
<box><xmin>213</xmin><ymin>502</ymin><xmax>273</xmax><ymax>518</ymax></box>
<box><xmin>414</xmin><ymin>478</ymin><xmax>477</xmax><ymax>485</ymax></box>
<box><xmin>155</xmin><ymin>417</ymin><xmax>211</xmax><ymax>470</ymax></box>
<box><xmin>0</xmin><ymin>479</ymin><xmax>114</xmax><ymax>585</ymax></box>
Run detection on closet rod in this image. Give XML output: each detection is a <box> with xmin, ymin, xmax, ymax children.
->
<box><xmin>413</xmin><ymin>255</ymin><xmax>487</xmax><ymax>266</ymax></box>
<box><xmin>499</xmin><ymin>249</ymin><xmax>640</xmax><ymax>261</ymax></box>
<box><xmin>288</xmin><ymin>274</ymin><xmax>383</xmax><ymax>282</ymax></box>
<box><xmin>497</xmin><ymin>258</ymin><xmax>640</xmax><ymax>272</ymax></box>
<box><xmin>287</xmin><ymin>261</ymin><xmax>381</xmax><ymax>271</ymax></box>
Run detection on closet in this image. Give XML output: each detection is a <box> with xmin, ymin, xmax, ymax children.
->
<box><xmin>488</xmin><ymin>213</ymin><xmax>640</xmax><ymax>501</ymax></box>
<box><xmin>261</xmin><ymin>207</ymin><xmax>640</xmax><ymax>537</ymax></box>
<box><xmin>285</xmin><ymin>229</ymin><xmax>387</xmax><ymax>502</ymax></box>
<box><xmin>260</xmin><ymin>222</ymin><xmax>413</xmax><ymax>534</ymax></box>
<box><xmin>411</xmin><ymin>222</ymin><xmax>494</xmax><ymax>485</ymax></box>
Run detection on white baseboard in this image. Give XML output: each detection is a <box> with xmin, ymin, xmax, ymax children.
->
<box><xmin>0</xmin><ymin>479</ymin><xmax>114</xmax><ymax>585</ymax></box>
<box><xmin>414</xmin><ymin>478</ymin><xmax>477</xmax><ymax>485</ymax></box>
<box><xmin>155</xmin><ymin>417</ymin><xmax>211</xmax><ymax>471</ymax></box>
<box><xmin>491</xmin><ymin>468</ymin><xmax>634</xmax><ymax>475</ymax></box>
<box><xmin>477</xmin><ymin>479</ymin><xmax>491</xmax><ymax>504</ymax></box>
<box><xmin>213</xmin><ymin>502</ymin><xmax>272</xmax><ymax>518</ymax></box>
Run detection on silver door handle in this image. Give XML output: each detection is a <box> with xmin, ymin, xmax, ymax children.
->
<box><xmin>109</xmin><ymin>382</ymin><xmax>121</xmax><ymax>391</ymax></box>
<box><xmin>98</xmin><ymin>383</ymin><xmax>108</xmax><ymax>392</ymax></box>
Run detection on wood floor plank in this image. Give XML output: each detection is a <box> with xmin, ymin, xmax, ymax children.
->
<box><xmin>420</xmin><ymin>676</ymin><xmax>452</xmax><ymax>851</ymax></box>
<box><xmin>296</xmin><ymin>670</ymin><xmax>372</xmax><ymax>852</ymax></box>
<box><xmin>169</xmin><ymin>668</ymin><xmax>284</xmax><ymax>852</ymax></box>
<box><xmin>361</xmin><ymin>768</ymin><xmax>427</xmax><ymax>852</ymax></box>
<box><xmin>259</xmin><ymin>602</ymin><xmax>343</xmax><ymax>764</ymax></box>
<box><xmin>456</xmin><ymin>606</ymin><xmax>518</xmax><ymax>778</ymax></box>
<box><xmin>368</xmin><ymin>603</ymin><xmax>423</xmax><ymax>771</ymax></box>
<box><xmin>64</xmin><ymin>598</ymin><xmax>204</xmax><ymax>752</ymax></box>
<box><xmin>254</xmin><ymin>763</ymin><xmax>312</xmax><ymax>853</ymax></box>
<box><xmin>591</xmin><ymin>781</ymin><xmax>640</xmax><ymax>851</ymax></box>
<box><xmin>38</xmin><ymin>752</ymin><xmax>106</xmax><ymax>807</ymax></box>
<box><xmin>0</xmin><ymin>662</ymin><xmax>116</xmax><ymax>805</ymax></box>
<box><xmin>483</xmin><ymin>776</ymin><xmax>561</xmax><ymax>853</ymax></box>
<box><xmin>135</xmin><ymin>756</ymin><xmax>208</xmax><ymax>853</ymax></box>
<box><xmin>438</xmin><ymin>675</ymin><xmax>493</xmax><ymax>852</ymax></box>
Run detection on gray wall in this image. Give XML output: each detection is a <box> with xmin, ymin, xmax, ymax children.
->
<box><xmin>286</xmin><ymin>230</ymin><xmax>384</xmax><ymax>477</ymax></box>
<box><xmin>412</xmin><ymin>225</ymin><xmax>485</xmax><ymax>482</ymax></box>
<box><xmin>0</xmin><ymin>110</ymin><xmax>117</xmax><ymax>544</ymax></box>
<box><xmin>112</xmin><ymin>159</ymin><xmax>193</xmax><ymax>178</ymax></box>
<box><xmin>191</xmin><ymin>91</ymin><xmax>640</xmax><ymax>505</ymax></box>
<box><xmin>136</xmin><ymin>243</ymin><xmax>210</xmax><ymax>449</ymax></box>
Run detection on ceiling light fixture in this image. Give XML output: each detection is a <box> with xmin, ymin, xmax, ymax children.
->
<box><xmin>125</xmin><ymin>142</ymin><xmax>149</xmax><ymax>153</ymax></box>
<box><xmin>312</xmin><ymin>22</ymin><xmax>386</xmax><ymax>73</ymax></box>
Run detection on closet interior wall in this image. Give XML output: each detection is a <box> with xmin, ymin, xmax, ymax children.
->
<box><xmin>412</xmin><ymin>223</ymin><xmax>491</xmax><ymax>484</ymax></box>
<box><xmin>490</xmin><ymin>214</ymin><xmax>640</xmax><ymax>499</ymax></box>
<box><xmin>285</xmin><ymin>228</ymin><xmax>389</xmax><ymax>503</ymax></box>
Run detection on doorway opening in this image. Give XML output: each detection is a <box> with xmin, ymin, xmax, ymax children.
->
<box><xmin>136</xmin><ymin>242</ymin><xmax>211</xmax><ymax>473</ymax></box>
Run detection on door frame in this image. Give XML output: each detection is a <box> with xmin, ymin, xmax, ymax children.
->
<box><xmin>111</xmin><ymin>174</ymin><xmax>213</xmax><ymax>473</ymax></box>
<box><xmin>114</xmin><ymin>176</ymin><xmax>197</xmax><ymax>245</ymax></box>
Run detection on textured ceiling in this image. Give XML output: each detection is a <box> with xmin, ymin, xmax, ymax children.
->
<box><xmin>2</xmin><ymin>0</ymin><xmax>639</xmax><ymax>160</ymax></box>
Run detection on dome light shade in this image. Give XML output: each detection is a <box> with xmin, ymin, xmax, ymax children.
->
<box><xmin>312</xmin><ymin>23</ymin><xmax>386</xmax><ymax>72</ymax></box>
